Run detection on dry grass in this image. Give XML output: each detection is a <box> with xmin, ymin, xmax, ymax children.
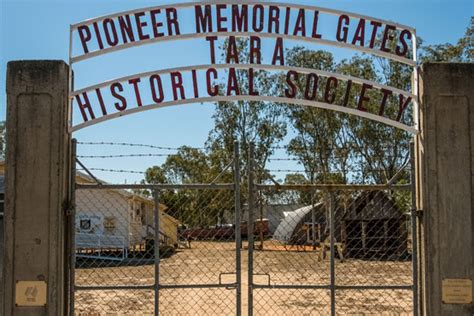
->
<box><xmin>75</xmin><ymin>241</ymin><xmax>413</xmax><ymax>315</ymax></box>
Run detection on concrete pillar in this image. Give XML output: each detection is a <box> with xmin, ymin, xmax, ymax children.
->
<box><xmin>417</xmin><ymin>63</ymin><xmax>474</xmax><ymax>315</ymax></box>
<box><xmin>3</xmin><ymin>61</ymin><xmax>70</xmax><ymax>315</ymax></box>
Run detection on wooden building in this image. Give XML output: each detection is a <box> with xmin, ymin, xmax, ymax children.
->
<box><xmin>342</xmin><ymin>191</ymin><xmax>409</xmax><ymax>259</ymax></box>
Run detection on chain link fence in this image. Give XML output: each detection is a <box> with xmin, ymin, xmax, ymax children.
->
<box><xmin>69</xmin><ymin>142</ymin><xmax>418</xmax><ymax>315</ymax></box>
<box><xmin>73</xmin><ymin>184</ymin><xmax>239</xmax><ymax>315</ymax></box>
<box><xmin>250</xmin><ymin>185</ymin><xmax>415</xmax><ymax>315</ymax></box>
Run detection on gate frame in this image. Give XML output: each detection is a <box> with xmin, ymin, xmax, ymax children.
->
<box><xmin>68</xmin><ymin>140</ymin><xmax>242</xmax><ymax>315</ymax></box>
<box><xmin>246</xmin><ymin>142</ymin><xmax>419</xmax><ymax>316</ymax></box>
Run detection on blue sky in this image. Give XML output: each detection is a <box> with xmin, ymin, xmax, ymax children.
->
<box><xmin>1</xmin><ymin>0</ymin><xmax>472</xmax><ymax>183</ymax></box>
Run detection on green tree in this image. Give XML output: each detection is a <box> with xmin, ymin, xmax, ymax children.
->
<box><xmin>284</xmin><ymin>47</ymin><xmax>351</xmax><ymax>184</ymax></box>
<box><xmin>420</xmin><ymin>17</ymin><xmax>473</xmax><ymax>63</ymax></box>
<box><xmin>206</xmin><ymin>38</ymin><xmax>287</xmax><ymax>183</ymax></box>
<box><xmin>337</xmin><ymin>53</ymin><xmax>411</xmax><ymax>184</ymax></box>
<box><xmin>143</xmin><ymin>146</ymin><xmax>234</xmax><ymax>227</ymax></box>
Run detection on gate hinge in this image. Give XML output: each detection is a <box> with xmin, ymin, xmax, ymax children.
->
<box><xmin>65</xmin><ymin>202</ymin><xmax>75</xmax><ymax>216</ymax></box>
<box><xmin>412</xmin><ymin>209</ymin><xmax>423</xmax><ymax>218</ymax></box>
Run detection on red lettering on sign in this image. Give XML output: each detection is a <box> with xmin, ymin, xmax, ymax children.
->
<box><xmin>250</xmin><ymin>36</ymin><xmax>261</xmax><ymax>64</ymax></box>
<box><xmin>358</xmin><ymin>83</ymin><xmax>373</xmax><ymax>112</ymax></box>
<box><xmin>206</xmin><ymin>36</ymin><xmax>218</xmax><ymax>64</ymax></box>
<box><xmin>284</xmin><ymin>7</ymin><xmax>291</xmax><ymax>35</ymax></box>
<box><xmin>336</xmin><ymin>15</ymin><xmax>350</xmax><ymax>43</ymax></box>
<box><xmin>252</xmin><ymin>5</ymin><xmax>264</xmax><ymax>32</ymax></box>
<box><xmin>191</xmin><ymin>69</ymin><xmax>199</xmax><ymax>98</ymax></box>
<box><xmin>352</xmin><ymin>19</ymin><xmax>366</xmax><ymax>47</ymax></box>
<box><xmin>268</xmin><ymin>6</ymin><xmax>280</xmax><ymax>34</ymax></box>
<box><xmin>227</xmin><ymin>36</ymin><xmax>240</xmax><ymax>63</ymax></box>
<box><xmin>111</xmin><ymin>82</ymin><xmax>127</xmax><ymax>111</ymax></box>
<box><xmin>381</xmin><ymin>24</ymin><xmax>396</xmax><ymax>53</ymax></box>
<box><xmin>128</xmin><ymin>78</ymin><xmax>143</xmax><ymax>107</ymax></box>
<box><xmin>396</xmin><ymin>30</ymin><xmax>412</xmax><ymax>57</ymax></box>
<box><xmin>95</xmin><ymin>89</ymin><xmax>108</xmax><ymax>116</ymax></box>
<box><xmin>103</xmin><ymin>18</ymin><xmax>118</xmax><ymax>46</ymax></box>
<box><xmin>369</xmin><ymin>21</ymin><xmax>382</xmax><ymax>49</ymax></box>
<box><xmin>92</xmin><ymin>22</ymin><xmax>104</xmax><ymax>50</ymax></box>
<box><xmin>293</xmin><ymin>9</ymin><xmax>306</xmax><ymax>37</ymax></box>
<box><xmin>206</xmin><ymin>68</ymin><xmax>219</xmax><ymax>96</ymax></box>
<box><xmin>149</xmin><ymin>74</ymin><xmax>164</xmax><ymax>103</ymax></box>
<box><xmin>166</xmin><ymin>8</ymin><xmax>180</xmax><ymax>35</ymax></box>
<box><xmin>396</xmin><ymin>94</ymin><xmax>412</xmax><ymax>121</ymax></box>
<box><xmin>342</xmin><ymin>80</ymin><xmax>353</xmax><ymax>107</ymax></box>
<box><xmin>271</xmin><ymin>38</ymin><xmax>285</xmax><ymax>66</ymax></box>
<box><xmin>227</xmin><ymin>68</ymin><xmax>240</xmax><ymax>95</ymax></box>
<box><xmin>118</xmin><ymin>15</ymin><xmax>135</xmax><ymax>43</ymax></box>
<box><xmin>249</xmin><ymin>68</ymin><xmax>259</xmax><ymax>96</ymax></box>
<box><xmin>216</xmin><ymin>4</ymin><xmax>228</xmax><ymax>32</ymax></box>
<box><xmin>232</xmin><ymin>5</ymin><xmax>248</xmax><ymax>32</ymax></box>
<box><xmin>379</xmin><ymin>88</ymin><xmax>393</xmax><ymax>116</ymax></box>
<box><xmin>285</xmin><ymin>70</ymin><xmax>298</xmax><ymax>98</ymax></box>
<box><xmin>75</xmin><ymin>92</ymin><xmax>96</xmax><ymax>121</ymax></box>
<box><xmin>195</xmin><ymin>5</ymin><xmax>212</xmax><ymax>33</ymax></box>
<box><xmin>304</xmin><ymin>73</ymin><xmax>318</xmax><ymax>100</ymax></box>
<box><xmin>78</xmin><ymin>25</ymin><xmax>91</xmax><ymax>54</ymax></box>
<box><xmin>324</xmin><ymin>77</ymin><xmax>338</xmax><ymax>104</ymax></box>
<box><xmin>150</xmin><ymin>9</ymin><xmax>165</xmax><ymax>38</ymax></box>
<box><xmin>170</xmin><ymin>72</ymin><xmax>186</xmax><ymax>100</ymax></box>
<box><xmin>135</xmin><ymin>12</ymin><xmax>150</xmax><ymax>41</ymax></box>
<box><xmin>311</xmin><ymin>11</ymin><xmax>322</xmax><ymax>39</ymax></box>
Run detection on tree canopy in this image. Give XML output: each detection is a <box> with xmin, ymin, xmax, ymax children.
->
<box><xmin>137</xmin><ymin>20</ymin><xmax>473</xmax><ymax>223</ymax></box>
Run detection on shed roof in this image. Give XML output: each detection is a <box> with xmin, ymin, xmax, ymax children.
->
<box><xmin>345</xmin><ymin>191</ymin><xmax>403</xmax><ymax>220</ymax></box>
<box><xmin>273</xmin><ymin>203</ymin><xmax>324</xmax><ymax>243</ymax></box>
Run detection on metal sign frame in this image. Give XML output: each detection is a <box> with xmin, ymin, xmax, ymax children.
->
<box><xmin>68</xmin><ymin>1</ymin><xmax>419</xmax><ymax>134</ymax></box>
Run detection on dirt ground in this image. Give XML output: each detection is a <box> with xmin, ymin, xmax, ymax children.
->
<box><xmin>75</xmin><ymin>241</ymin><xmax>413</xmax><ymax>315</ymax></box>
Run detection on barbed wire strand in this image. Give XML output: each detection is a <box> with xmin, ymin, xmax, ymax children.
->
<box><xmin>78</xmin><ymin>154</ymin><xmax>170</xmax><ymax>158</ymax></box>
<box><xmin>77</xmin><ymin>141</ymin><xmax>408</xmax><ymax>152</ymax></box>
<box><xmin>77</xmin><ymin>141</ymin><xmax>204</xmax><ymax>150</ymax></box>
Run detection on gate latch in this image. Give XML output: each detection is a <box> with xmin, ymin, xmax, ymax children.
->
<box><xmin>219</xmin><ymin>272</ymin><xmax>237</xmax><ymax>290</ymax></box>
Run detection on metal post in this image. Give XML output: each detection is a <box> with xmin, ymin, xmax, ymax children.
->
<box><xmin>247</xmin><ymin>143</ymin><xmax>255</xmax><ymax>316</ymax></box>
<box><xmin>234</xmin><ymin>142</ymin><xmax>242</xmax><ymax>316</ymax></box>
<box><xmin>411</xmin><ymin>31</ymin><xmax>419</xmax><ymax>132</ymax></box>
<box><xmin>329</xmin><ymin>191</ymin><xmax>336</xmax><ymax>316</ymax></box>
<box><xmin>410</xmin><ymin>142</ymin><xmax>419</xmax><ymax>316</ymax></box>
<box><xmin>69</xmin><ymin>139</ymin><xmax>77</xmax><ymax>316</ymax></box>
<box><xmin>153</xmin><ymin>189</ymin><xmax>161</xmax><ymax>316</ymax></box>
<box><xmin>311</xmin><ymin>189</ymin><xmax>316</xmax><ymax>250</ymax></box>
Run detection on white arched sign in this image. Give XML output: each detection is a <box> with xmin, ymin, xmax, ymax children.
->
<box><xmin>69</xmin><ymin>1</ymin><xmax>419</xmax><ymax>134</ymax></box>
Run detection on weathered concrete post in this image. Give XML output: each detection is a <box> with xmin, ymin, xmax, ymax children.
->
<box><xmin>417</xmin><ymin>63</ymin><xmax>474</xmax><ymax>315</ymax></box>
<box><xmin>3</xmin><ymin>61</ymin><xmax>70</xmax><ymax>315</ymax></box>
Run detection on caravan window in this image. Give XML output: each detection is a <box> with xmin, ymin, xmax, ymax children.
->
<box><xmin>104</xmin><ymin>216</ymin><xmax>116</xmax><ymax>233</ymax></box>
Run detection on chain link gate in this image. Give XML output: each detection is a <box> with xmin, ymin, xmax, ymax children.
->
<box><xmin>246</xmin><ymin>144</ymin><xmax>419</xmax><ymax>315</ymax></box>
<box><xmin>68</xmin><ymin>140</ymin><xmax>418</xmax><ymax>315</ymax></box>
<box><xmin>69</xmin><ymin>141</ymin><xmax>242</xmax><ymax>315</ymax></box>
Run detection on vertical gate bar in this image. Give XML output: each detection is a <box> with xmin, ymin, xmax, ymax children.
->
<box><xmin>329</xmin><ymin>191</ymin><xmax>336</xmax><ymax>316</ymax></box>
<box><xmin>311</xmin><ymin>189</ymin><xmax>316</xmax><ymax>250</ymax></box>
<box><xmin>247</xmin><ymin>143</ymin><xmax>255</xmax><ymax>316</ymax></box>
<box><xmin>234</xmin><ymin>142</ymin><xmax>242</xmax><ymax>316</ymax></box>
<box><xmin>410</xmin><ymin>142</ymin><xmax>419</xmax><ymax>316</ymax></box>
<box><xmin>153</xmin><ymin>189</ymin><xmax>161</xmax><ymax>316</ymax></box>
<box><xmin>69</xmin><ymin>139</ymin><xmax>77</xmax><ymax>316</ymax></box>
<box><xmin>411</xmin><ymin>31</ymin><xmax>419</xmax><ymax>132</ymax></box>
